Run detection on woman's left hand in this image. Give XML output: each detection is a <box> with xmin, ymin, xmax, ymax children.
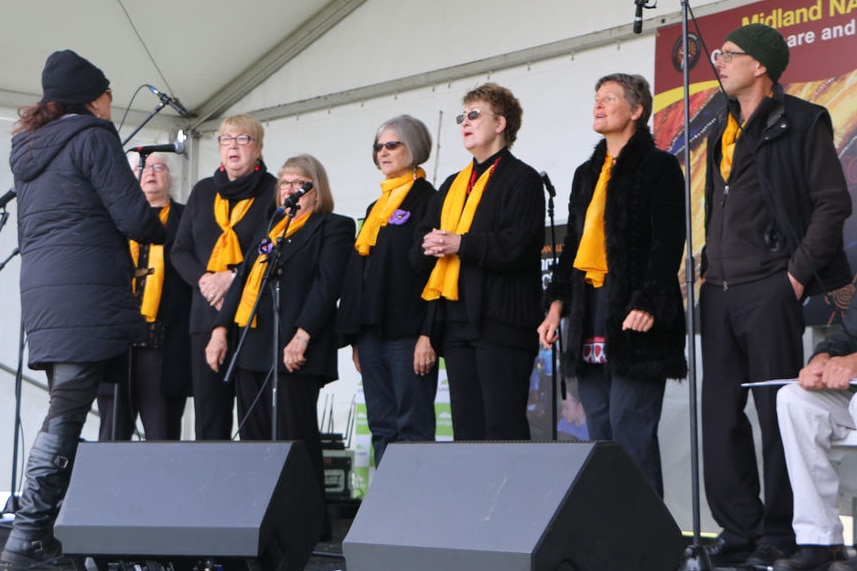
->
<box><xmin>200</xmin><ymin>270</ymin><xmax>234</xmax><ymax>310</ymax></box>
<box><xmin>622</xmin><ymin>309</ymin><xmax>654</xmax><ymax>332</ymax></box>
<box><xmin>283</xmin><ymin>328</ymin><xmax>310</xmax><ymax>372</ymax></box>
<box><xmin>413</xmin><ymin>335</ymin><xmax>437</xmax><ymax>376</ymax></box>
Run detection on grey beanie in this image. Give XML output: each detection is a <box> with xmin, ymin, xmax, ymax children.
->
<box><xmin>725</xmin><ymin>24</ymin><xmax>790</xmax><ymax>82</ymax></box>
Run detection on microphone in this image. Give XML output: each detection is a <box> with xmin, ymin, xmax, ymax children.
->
<box><xmin>633</xmin><ymin>0</ymin><xmax>644</xmax><ymax>34</ymax></box>
<box><xmin>134</xmin><ymin>141</ymin><xmax>186</xmax><ymax>155</ymax></box>
<box><xmin>146</xmin><ymin>85</ymin><xmax>190</xmax><ymax>117</ymax></box>
<box><xmin>0</xmin><ymin>189</ymin><xmax>16</xmax><ymax>209</ymax></box>
<box><xmin>281</xmin><ymin>181</ymin><xmax>314</xmax><ymax>211</ymax></box>
<box><xmin>540</xmin><ymin>171</ymin><xmax>556</xmax><ymax>198</ymax></box>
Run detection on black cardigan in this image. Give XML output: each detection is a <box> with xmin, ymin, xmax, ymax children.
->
<box><xmin>549</xmin><ymin>128</ymin><xmax>687</xmax><ymax>380</ymax></box>
<box><xmin>216</xmin><ymin>212</ymin><xmax>355</xmax><ymax>383</ymax></box>
<box><xmin>337</xmin><ymin>177</ymin><xmax>436</xmax><ymax>343</ymax></box>
<box><xmin>171</xmin><ymin>171</ymin><xmax>276</xmax><ymax>334</ymax></box>
<box><xmin>412</xmin><ymin>148</ymin><xmax>545</xmax><ymax>352</ymax></box>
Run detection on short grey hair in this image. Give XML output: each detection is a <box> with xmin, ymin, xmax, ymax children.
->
<box><xmin>595</xmin><ymin>73</ymin><xmax>653</xmax><ymax>130</ymax></box>
<box><xmin>372</xmin><ymin>114</ymin><xmax>432</xmax><ymax>169</ymax></box>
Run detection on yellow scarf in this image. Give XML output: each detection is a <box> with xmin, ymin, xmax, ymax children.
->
<box><xmin>354</xmin><ymin>167</ymin><xmax>425</xmax><ymax>256</ymax></box>
<box><xmin>206</xmin><ymin>193</ymin><xmax>255</xmax><ymax>272</ymax></box>
<box><xmin>572</xmin><ymin>152</ymin><xmax>612</xmax><ymax>288</ymax></box>
<box><xmin>234</xmin><ymin>212</ymin><xmax>312</xmax><ymax>327</ymax></box>
<box><xmin>421</xmin><ymin>161</ymin><xmax>497</xmax><ymax>301</ymax></box>
<box><xmin>130</xmin><ymin>203</ymin><xmax>171</xmax><ymax>322</ymax></box>
<box><xmin>719</xmin><ymin>113</ymin><xmax>745</xmax><ymax>181</ymax></box>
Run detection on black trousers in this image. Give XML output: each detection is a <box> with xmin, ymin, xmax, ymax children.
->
<box><xmin>190</xmin><ymin>332</ymin><xmax>235</xmax><ymax>440</ymax></box>
<box><xmin>442</xmin><ymin>323</ymin><xmax>534</xmax><ymax>441</ymax></box>
<box><xmin>700</xmin><ymin>273</ymin><xmax>802</xmax><ymax>549</ymax></box>
<box><xmin>96</xmin><ymin>347</ymin><xmax>186</xmax><ymax>441</ymax></box>
<box><xmin>234</xmin><ymin>368</ymin><xmax>326</xmax><ymax>516</ymax></box>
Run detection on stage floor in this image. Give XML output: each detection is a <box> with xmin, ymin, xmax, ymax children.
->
<box><xmin>0</xmin><ymin>507</ymin><xmax>353</xmax><ymax>571</ymax></box>
<box><xmin>5</xmin><ymin>511</ymin><xmax>848</xmax><ymax>571</ymax></box>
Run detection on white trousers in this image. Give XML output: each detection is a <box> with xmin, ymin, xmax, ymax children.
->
<box><xmin>777</xmin><ymin>384</ymin><xmax>857</xmax><ymax>545</ymax></box>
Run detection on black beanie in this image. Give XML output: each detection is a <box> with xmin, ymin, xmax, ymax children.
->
<box><xmin>725</xmin><ymin>24</ymin><xmax>790</xmax><ymax>83</ymax></box>
<box><xmin>41</xmin><ymin>50</ymin><xmax>110</xmax><ymax>105</ymax></box>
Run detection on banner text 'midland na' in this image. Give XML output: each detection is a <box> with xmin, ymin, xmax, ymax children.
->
<box><xmin>742</xmin><ymin>0</ymin><xmax>857</xmax><ymax>28</ymax></box>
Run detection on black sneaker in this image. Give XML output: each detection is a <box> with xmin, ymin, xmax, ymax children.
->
<box><xmin>830</xmin><ymin>558</ymin><xmax>857</xmax><ymax>571</ymax></box>
<box><xmin>748</xmin><ymin>544</ymin><xmax>793</xmax><ymax>569</ymax></box>
<box><xmin>705</xmin><ymin>536</ymin><xmax>755</xmax><ymax>566</ymax></box>
<box><xmin>773</xmin><ymin>545</ymin><xmax>847</xmax><ymax>571</ymax></box>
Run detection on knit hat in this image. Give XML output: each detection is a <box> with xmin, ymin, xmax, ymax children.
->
<box><xmin>41</xmin><ymin>49</ymin><xmax>110</xmax><ymax>105</ymax></box>
<box><xmin>725</xmin><ymin>24</ymin><xmax>790</xmax><ymax>82</ymax></box>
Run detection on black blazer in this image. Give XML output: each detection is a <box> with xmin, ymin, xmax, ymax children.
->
<box><xmin>158</xmin><ymin>200</ymin><xmax>193</xmax><ymax>396</ymax></box>
<box><xmin>337</xmin><ymin>177</ymin><xmax>436</xmax><ymax>343</ymax></box>
<box><xmin>216</xmin><ymin>212</ymin><xmax>355</xmax><ymax>383</ymax></box>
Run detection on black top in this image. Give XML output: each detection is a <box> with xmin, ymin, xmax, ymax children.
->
<box><xmin>412</xmin><ymin>148</ymin><xmax>545</xmax><ymax>352</ymax></box>
<box><xmin>337</xmin><ymin>177</ymin><xmax>436</xmax><ymax>343</ymax></box>
<box><xmin>171</xmin><ymin>166</ymin><xmax>276</xmax><ymax>334</ymax></box>
<box><xmin>702</xmin><ymin>84</ymin><xmax>852</xmax><ymax>295</ymax></box>
<box><xmin>549</xmin><ymin>128</ymin><xmax>687</xmax><ymax>380</ymax></box>
<box><xmin>216</xmin><ymin>212</ymin><xmax>356</xmax><ymax>383</ymax></box>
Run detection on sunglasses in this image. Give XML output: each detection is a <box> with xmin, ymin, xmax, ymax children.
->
<box><xmin>455</xmin><ymin>109</ymin><xmax>498</xmax><ymax>125</ymax></box>
<box><xmin>373</xmin><ymin>141</ymin><xmax>404</xmax><ymax>152</ymax></box>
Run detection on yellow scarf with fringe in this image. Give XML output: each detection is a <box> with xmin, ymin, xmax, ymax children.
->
<box><xmin>720</xmin><ymin>113</ymin><xmax>745</xmax><ymax>181</ymax></box>
<box><xmin>234</xmin><ymin>212</ymin><xmax>312</xmax><ymax>327</ymax></box>
<box><xmin>572</xmin><ymin>152</ymin><xmax>612</xmax><ymax>288</ymax></box>
<box><xmin>354</xmin><ymin>167</ymin><xmax>425</xmax><ymax>256</ymax></box>
<box><xmin>421</xmin><ymin>161</ymin><xmax>497</xmax><ymax>301</ymax></box>
<box><xmin>130</xmin><ymin>203</ymin><xmax>171</xmax><ymax>322</ymax></box>
<box><xmin>206</xmin><ymin>193</ymin><xmax>255</xmax><ymax>272</ymax></box>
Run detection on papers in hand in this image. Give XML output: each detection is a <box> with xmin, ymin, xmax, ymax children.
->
<box><xmin>741</xmin><ymin>378</ymin><xmax>857</xmax><ymax>387</ymax></box>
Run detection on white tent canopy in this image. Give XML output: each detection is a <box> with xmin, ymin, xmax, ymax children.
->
<box><xmin>0</xmin><ymin>0</ymin><xmax>760</xmax><ymax>534</ymax></box>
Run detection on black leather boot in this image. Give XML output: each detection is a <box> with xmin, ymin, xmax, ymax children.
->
<box><xmin>1</xmin><ymin>431</ymin><xmax>77</xmax><ymax>569</ymax></box>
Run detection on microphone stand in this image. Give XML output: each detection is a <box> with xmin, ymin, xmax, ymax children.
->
<box><xmin>540</xmin><ymin>172</ymin><xmax>565</xmax><ymax>441</ymax></box>
<box><xmin>676</xmin><ymin>1</ymin><xmax>710</xmax><ymax>569</ymax></box>
<box><xmin>106</xmin><ymin>158</ymin><xmax>151</xmax><ymax>442</ymax></box>
<box><xmin>0</xmin><ymin>198</ymin><xmax>23</xmax><ymax>515</ymax></box>
<box><xmin>224</xmin><ymin>204</ymin><xmax>300</xmax><ymax>441</ymax></box>
<box><xmin>121</xmin><ymin>101</ymin><xmax>167</xmax><ymax>148</ymax></box>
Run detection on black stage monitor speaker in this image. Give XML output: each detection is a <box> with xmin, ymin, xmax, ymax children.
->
<box><xmin>54</xmin><ymin>441</ymin><xmax>323</xmax><ymax>571</ymax></box>
<box><xmin>343</xmin><ymin>441</ymin><xmax>683</xmax><ymax>571</ymax></box>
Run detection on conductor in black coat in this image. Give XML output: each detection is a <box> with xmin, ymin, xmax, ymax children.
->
<box><xmin>206</xmin><ymin>154</ymin><xmax>354</xmax><ymax>527</ymax></box>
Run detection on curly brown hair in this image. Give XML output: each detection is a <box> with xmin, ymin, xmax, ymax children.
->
<box><xmin>462</xmin><ymin>82</ymin><xmax>523</xmax><ymax>148</ymax></box>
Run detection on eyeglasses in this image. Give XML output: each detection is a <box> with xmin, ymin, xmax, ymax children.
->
<box><xmin>594</xmin><ymin>94</ymin><xmax>621</xmax><ymax>105</ymax></box>
<box><xmin>373</xmin><ymin>141</ymin><xmax>404</xmax><ymax>152</ymax></box>
<box><xmin>712</xmin><ymin>50</ymin><xmax>750</xmax><ymax>63</ymax></box>
<box><xmin>455</xmin><ymin>109</ymin><xmax>498</xmax><ymax>125</ymax></box>
<box><xmin>217</xmin><ymin>134</ymin><xmax>256</xmax><ymax>146</ymax></box>
<box><xmin>278</xmin><ymin>179</ymin><xmax>311</xmax><ymax>190</ymax></box>
<box><xmin>139</xmin><ymin>163</ymin><xmax>168</xmax><ymax>173</ymax></box>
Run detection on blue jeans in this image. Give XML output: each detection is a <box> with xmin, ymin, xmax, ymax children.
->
<box><xmin>357</xmin><ymin>330</ymin><xmax>438</xmax><ymax>465</ymax></box>
<box><xmin>578</xmin><ymin>363</ymin><xmax>666</xmax><ymax>497</ymax></box>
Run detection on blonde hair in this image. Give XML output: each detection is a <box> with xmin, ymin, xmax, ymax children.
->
<box><xmin>278</xmin><ymin>154</ymin><xmax>334</xmax><ymax>214</ymax></box>
<box><xmin>218</xmin><ymin>114</ymin><xmax>265</xmax><ymax>157</ymax></box>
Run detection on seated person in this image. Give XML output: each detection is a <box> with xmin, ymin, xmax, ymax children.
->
<box><xmin>774</xmin><ymin>294</ymin><xmax>857</xmax><ymax>571</ymax></box>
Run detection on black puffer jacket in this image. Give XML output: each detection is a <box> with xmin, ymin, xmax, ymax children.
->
<box><xmin>11</xmin><ymin>114</ymin><xmax>165</xmax><ymax>368</ymax></box>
